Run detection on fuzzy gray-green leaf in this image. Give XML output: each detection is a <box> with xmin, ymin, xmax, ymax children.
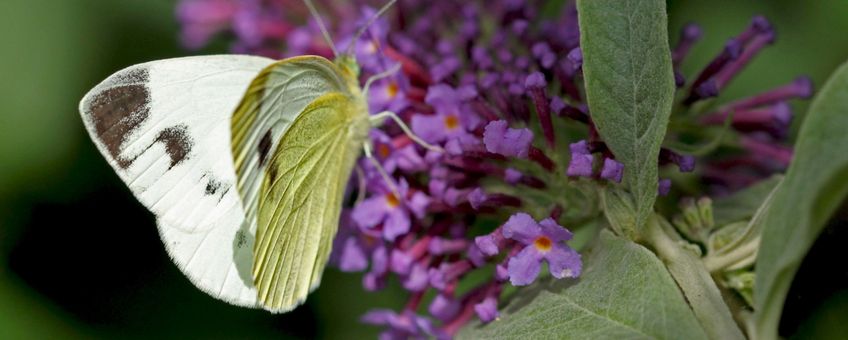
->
<box><xmin>601</xmin><ymin>187</ymin><xmax>639</xmax><ymax>240</ymax></box>
<box><xmin>754</xmin><ymin>61</ymin><xmax>848</xmax><ymax>339</ymax></box>
<box><xmin>458</xmin><ymin>231</ymin><xmax>707</xmax><ymax>339</ymax></box>
<box><xmin>577</xmin><ymin>0</ymin><xmax>675</xmax><ymax>231</ymax></box>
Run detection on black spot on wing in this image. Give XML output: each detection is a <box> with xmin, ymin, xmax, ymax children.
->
<box><xmin>235</xmin><ymin>230</ymin><xmax>247</xmax><ymax>248</ymax></box>
<box><xmin>87</xmin><ymin>68</ymin><xmax>150</xmax><ymax>169</ymax></box>
<box><xmin>200</xmin><ymin>172</ymin><xmax>233</xmax><ymax>203</ymax></box>
<box><xmin>232</xmin><ymin>223</ymin><xmax>254</xmax><ymax>285</ymax></box>
<box><xmin>155</xmin><ymin>125</ymin><xmax>193</xmax><ymax>169</ymax></box>
<box><xmin>204</xmin><ymin>174</ymin><xmax>232</xmax><ymax>203</ymax></box>
<box><xmin>258</xmin><ymin>130</ymin><xmax>272</xmax><ymax>166</ymax></box>
<box><xmin>205</xmin><ymin>176</ymin><xmax>222</xmax><ymax>195</ymax></box>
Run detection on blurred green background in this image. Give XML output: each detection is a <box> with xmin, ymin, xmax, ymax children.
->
<box><xmin>1</xmin><ymin>0</ymin><xmax>846</xmax><ymax>338</ymax></box>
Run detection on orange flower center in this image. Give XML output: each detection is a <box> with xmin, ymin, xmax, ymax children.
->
<box><xmin>534</xmin><ymin>236</ymin><xmax>553</xmax><ymax>252</ymax></box>
<box><xmin>386</xmin><ymin>82</ymin><xmax>399</xmax><ymax>98</ymax></box>
<box><xmin>364</xmin><ymin>235</ymin><xmax>377</xmax><ymax>246</ymax></box>
<box><xmin>444</xmin><ymin>114</ymin><xmax>460</xmax><ymax>130</ymax></box>
<box><xmin>377</xmin><ymin>143</ymin><xmax>391</xmax><ymax>158</ymax></box>
<box><xmin>385</xmin><ymin>193</ymin><xmax>401</xmax><ymax>208</ymax></box>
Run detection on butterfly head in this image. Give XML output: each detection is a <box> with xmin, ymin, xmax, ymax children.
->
<box><xmin>335</xmin><ymin>54</ymin><xmax>361</xmax><ymax>81</ymax></box>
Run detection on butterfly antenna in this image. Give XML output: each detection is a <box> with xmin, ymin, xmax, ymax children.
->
<box><xmin>303</xmin><ymin>0</ymin><xmax>339</xmax><ymax>57</ymax></box>
<box><xmin>345</xmin><ymin>0</ymin><xmax>397</xmax><ymax>56</ymax></box>
<box><xmin>369</xmin><ymin>111</ymin><xmax>445</xmax><ymax>154</ymax></box>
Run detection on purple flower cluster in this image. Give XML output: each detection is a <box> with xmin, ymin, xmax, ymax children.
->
<box><xmin>175</xmin><ymin>0</ymin><xmax>812</xmax><ymax>337</ymax></box>
<box><xmin>326</xmin><ymin>3</ymin><xmax>601</xmax><ymax>336</ymax></box>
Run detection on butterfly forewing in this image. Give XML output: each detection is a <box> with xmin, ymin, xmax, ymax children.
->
<box><xmin>252</xmin><ymin>92</ymin><xmax>369</xmax><ymax>312</ymax></box>
<box><xmin>79</xmin><ymin>55</ymin><xmax>275</xmax><ymax>306</ymax></box>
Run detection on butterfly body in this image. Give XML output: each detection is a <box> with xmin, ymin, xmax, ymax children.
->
<box><xmin>80</xmin><ymin>53</ymin><xmax>373</xmax><ymax>312</ymax></box>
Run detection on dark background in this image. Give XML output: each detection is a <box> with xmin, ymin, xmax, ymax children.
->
<box><xmin>1</xmin><ymin>0</ymin><xmax>846</xmax><ymax>338</ymax></box>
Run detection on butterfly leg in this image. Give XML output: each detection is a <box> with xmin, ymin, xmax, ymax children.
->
<box><xmin>353</xmin><ymin>165</ymin><xmax>367</xmax><ymax>206</ymax></box>
<box><xmin>368</xmin><ymin>111</ymin><xmax>445</xmax><ymax>153</ymax></box>
<box><xmin>362</xmin><ymin>63</ymin><xmax>402</xmax><ymax>97</ymax></box>
<box><xmin>362</xmin><ymin>141</ymin><xmax>401</xmax><ymax>198</ymax></box>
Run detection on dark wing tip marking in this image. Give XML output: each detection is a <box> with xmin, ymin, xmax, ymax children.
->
<box><xmin>155</xmin><ymin>125</ymin><xmax>193</xmax><ymax>169</ymax></box>
<box><xmin>87</xmin><ymin>68</ymin><xmax>151</xmax><ymax>169</ymax></box>
<box><xmin>258</xmin><ymin>130</ymin><xmax>273</xmax><ymax>167</ymax></box>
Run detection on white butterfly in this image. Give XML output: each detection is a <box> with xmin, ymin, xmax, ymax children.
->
<box><xmin>78</xmin><ymin>0</ymin><xmax>436</xmax><ymax>313</ymax></box>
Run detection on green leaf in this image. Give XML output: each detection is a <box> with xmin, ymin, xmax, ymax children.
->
<box><xmin>577</xmin><ymin>0</ymin><xmax>675</xmax><ymax>231</ymax></box>
<box><xmin>459</xmin><ymin>230</ymin><xmax>707</xmax><ymax>339</ymax></box>
<box><xmin>753</xmin><ymin>61</ymin><xmax>848</xmax><ymax>339</ymax></box>
<box><xmin>712</xmin><ymin>175</ymin><xmax>782</xmax><ymax>226</ymax></box>
<box><xmin>601</xmin><ymin>187</ymin><xmax>639</xmax><ymax>240</ymax></box>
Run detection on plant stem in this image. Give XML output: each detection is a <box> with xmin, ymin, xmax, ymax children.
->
<box><xmin>646</xmin><ymin>215</ymin><xmax>746</xmax><ymax>340</ymax></box>
<box><xmin>703</xmin><ymin>237</ymin><xmax>759</xmax><ymax>273</ymax></box>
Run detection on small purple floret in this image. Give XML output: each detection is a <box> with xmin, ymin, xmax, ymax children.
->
<box><xmin>504</xmin><ymin>168</ymin><xmax>523</xmax><ymax>184</ymax></box>
<box><xmin>567</xmin><ymin>140</ymin><xmax>594</xmax><ymax>177</ymax></box>
<box><xmin>474</xmin><ymin>297</ymin><xmax>500</xmax><ymax>323</ymax></box>
<box><xmin>429</xmin><ymin>294</ymin><xmax>461</xmax><ymax>322</ymax></box>
<box><xmin>524</xmin><ymin>72</ymin><xmax>547</xmax><ymax>88</ymax></box>
<box><xmin>475</xmin><ymin>234</ymin><xmax>500</xmax><ymax>256</ymax></box>
<box><xmin>550</xmin><ymin>96</ymin><xmax>566</xmax><ymax>115</ymax></box>
<box><xmin>678</xmin><ymin>155</ymin><xmax>696</xmax><ymax>172</ymax></box>
<box><xmin>502</xmin><ymin>213</ymin><xmax>581</xmax><ymax>286</ymax></box>
<box><xmin>567</xmin><ymin>47</ymin><xmax>583</xmax><ymax>71</ymax></box>
<box><xmin>361</xmin><ymin>309</ymin><xmax>436</xmax><ymax>339</ymax></box>
<box><xmin>794</xmin><ymin>76</ymin><xmax>814</xmax><ymax>99</ymax></box>
<box><xmin>600</xmin><ymin>158</ymin><xmax>624</xmax><ymax>183</ymax></box>
<box><xmin>483</xmin><ymin>120</ymin><xmax>534</xmax><ymax>158</ymax></box>
<box><xmin>658</xmin><ymin>179</ymin><xmax>672</xmax><ymax>196</ymax></box>
<box><xmin>683</xmin><ymin>23</ymin><xmax>703</xmax><ymax>40</ymax></box>
<box><xmin>402</xmin><ymin>263</ymin><xmax>430</xmax><ymax>292</ymax></box>
<box><xmin>468</xmin><ymin>188</ymin><xmax>488</xmax><ymax>210</ymax></box>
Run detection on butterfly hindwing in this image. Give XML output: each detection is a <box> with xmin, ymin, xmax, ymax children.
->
<box><xmin>253</xmin><ymin>92</ymin><xmax>369</xmax><ymax>312</ymax></box>
<box><xmin>79</xmin><ymin>55</ymin><xmax>274</xmax><ymax>306</ymax></box>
